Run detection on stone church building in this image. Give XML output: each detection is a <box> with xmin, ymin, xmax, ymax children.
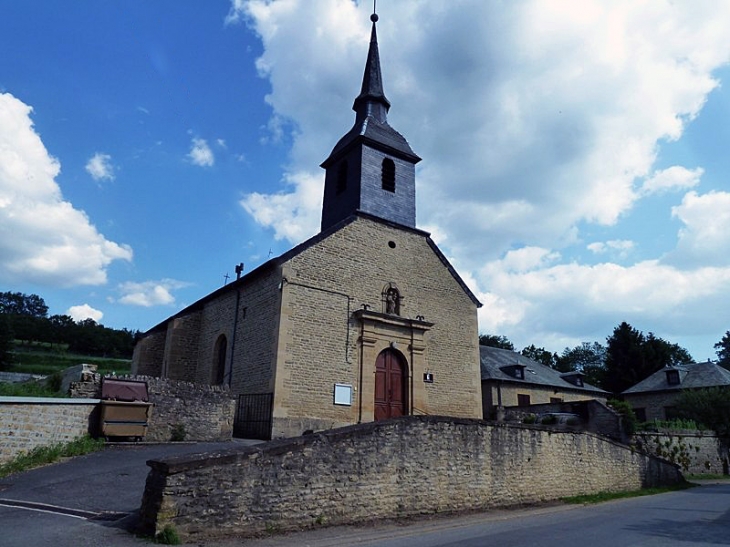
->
<box><xmin>132</xmin><ymin>13</ymin><xmax>483</xmax><ymax>438</ymax></box>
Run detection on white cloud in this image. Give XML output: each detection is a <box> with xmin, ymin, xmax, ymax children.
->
<box><xmin>240</xmin><ymin>171</ymin><xmax>322</xmax><ymax>242</ymax></box>
<box><xmin>187</xmin><ymin>137</ymin><xmax>214</xmax><ymax>167</ymax></box>
<box><xmin>587</xmin><ymin>239</ymin><xmax>635</xmax><ymax>258</ymax></box>
<box><xmin>85</xmin><ymin>152</ymin><xmax>115</xmax><ymax>182</ymax></box>
<box><xmin>67</xmin><ymin>303</ymin><xmax>103</xmax><ymax>323</ymax></box>
<box><xmin>640</xmin><ymin>166</ymin><xmax>703</xmax><ymax>196</ymax></box>
<box><xmin>0</xmin><ymin>92</ymin><xmax>133</xmax><ymax>287</ymax></box>
<box><xmin>118</xmin><ymin>279</ymin><xmax>190</xmax><ymax>307</ymax></box>
<box><xmin>232</xmin><ymin>0</ymin><xmax>730</xmax><ymax>357</ymax></box>
<box><xmin>667</xmin><ymin>190</ymin><xmax>730</xmax><ymax>267</ymax></box>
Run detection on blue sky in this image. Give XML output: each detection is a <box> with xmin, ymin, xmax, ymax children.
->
<box><xmin>2</xmin><ymin>0</ymin><xmax>730</xmax><ymax>361</ymax></box>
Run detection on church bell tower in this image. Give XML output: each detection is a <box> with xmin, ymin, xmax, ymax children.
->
<box><xmin>320</xmin><ymin>12</ymin><xmax>421</xmax><ymax>231</ymax></box>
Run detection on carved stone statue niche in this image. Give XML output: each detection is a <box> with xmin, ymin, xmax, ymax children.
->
<box><xmin>385</xmin><ymin>287</ymin><xmax>400</xmax><ymax>315</ymax></box>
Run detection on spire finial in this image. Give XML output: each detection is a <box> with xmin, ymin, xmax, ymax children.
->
<box><xmin>371</xmin><ymin>0</ymin><xmax>378</xmax><ymax>22</ymax></box>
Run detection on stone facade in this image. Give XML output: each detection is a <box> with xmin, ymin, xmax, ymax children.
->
<box><xmin>0</xmin><ymin>397</ymin><xmax>99</xmax><ymax>464</ymax></box>
<box><xmin>138</xmin><ymin>416</ymin><xmax>683</xmax><ymax>541</ymax></box>
<box><xmin>623</xmin><ymin>390</ymin><xmax>681</xmax><ymax>422</ymax></box>
<box><xmin>483</xmin><ymin>383</ymin><xmax>606</xmax><ymax>414</ymax></box>
<box><xmin>133</xmin><ymin>215</ymin><xmax>482</xmax><ymax>439</ymax></box>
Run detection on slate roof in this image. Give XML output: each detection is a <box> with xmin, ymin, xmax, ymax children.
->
<box><xmin>479</xmin><ymin>346</ymin><xmax>607</xmax><ymax>394</ymax></box>
<box><xmin>622</xmin><ymin>361</ymin><xmax>730</xmax><ymax>395</ymax></box>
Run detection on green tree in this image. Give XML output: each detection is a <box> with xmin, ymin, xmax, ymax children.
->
<box><xmin>604</xmin><ymin>322</ymin><xmax>693</xmax><ymax>395</ymax></box>
<box><xmin>676</xmin><ymin>387</ymin><xmax>730</xmax><ymax>438</ymax></box>
<box><xmin>520</xmin><ymin>344</ymin><xmax>558</xmax><ymax>368</ymax></box>
<box><xmin>479</xmin><ymin>334</ymin><xmax>514</xmax><ymax>351</ymax></box>
<box><xmin>556</xmin><ymin>342</ymin><xmax>607</xmax><ymax>387</ymax></box>
<box><xmin>0</xmin><ymin>314</ymin><xmax>13</xmax><ymax>370</ymax></box>
<box><xmin>715</xmin><ymin>331</ymin><xmax>730</xmax><ymax>370</ymax></box>
<box><xmin>0</xmin><ymin>291</ymin><xmax>48</xmax><ymax>317</ymax></box>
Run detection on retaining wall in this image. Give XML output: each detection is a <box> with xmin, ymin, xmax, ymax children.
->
<box><xmin>0</xmin><ymin>397</ymin><xmax>99</xmax><ymax>464</ymax></box>
<box><xmin>633</xmin><ymin>431</ymin><xmax>729</xmax><ymax>475</ymax></box>
<box><xmin>139</xmin><ymin>415</ymin><xmax>683</xmax><ymax>541</ymax></box>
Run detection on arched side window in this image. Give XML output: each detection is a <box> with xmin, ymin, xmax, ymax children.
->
<box><xmin>212</xmin><ymin>334</ymin><xmax>227</xmax><ymax>385</ymax></box>
<box><xmin>336</xmin><ymin>161</ymin><xmax>348</xmax><ymax>195</ymax></box>
<box><xmin>381</xmin><ymin>158</ymin><xmax>395</xmax><ymax>192</ymax></box>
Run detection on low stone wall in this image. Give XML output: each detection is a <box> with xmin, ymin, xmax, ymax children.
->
<box><xmin>633</xmin><ymin>431</ymin><xmax>729</xmax><ymax>475</ymax></box>
<box><xmin>143</xmin><ymin>377</ymin><xmax>235</xmax><ymax>442</ymax></box>
<box><xmin>139</xmin><ymin>416</ymin><xmax>683</xmax><ymax>541</ymax></box>
<box><xmin>0</xmin><ymin>397</ymin><xmax>99</xmax><ymax>464</ymax></box>
<box><xmin>70</xmin><ymin>374</ymin><xmax>235</xmax><ymax>442</ymax></box>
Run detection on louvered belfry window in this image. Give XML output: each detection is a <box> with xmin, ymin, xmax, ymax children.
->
<box><xmin>381</xmin><ymin>158</ymin><xmax>395</xmax><ymax>192</ymax></box>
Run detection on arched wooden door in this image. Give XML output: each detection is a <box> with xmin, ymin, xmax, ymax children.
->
<box><xmin>374</xmin><ymin>349</ymin><xmax>407</xmax><ymax>420</ymax></box>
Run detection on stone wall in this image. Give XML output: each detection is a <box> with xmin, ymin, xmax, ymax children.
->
<box><xmin>70</xmin><ymin>374</ymin><xmax>235</xmax><ymax>443</ymax></box>
<box><xmin>139</xmin><ymin>416</ymin><xmax>683</xmax><ymax>541</ymax></box>
<box><xmin>633</xmin><ymin>431</ymin><xmax>729</xmax><ymax>475</ymax></box>
<box><xmin>0</xmin><ymin>397</ymin><xmax>99</xmax><ymax>464</ymax></box>
<box><xmin>624</xmin><ymin>391</ymin><xmax>682</xmax><ymax>422</ymax></box>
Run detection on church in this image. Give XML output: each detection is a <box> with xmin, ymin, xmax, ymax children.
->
<box><xmin>132</xmin><ymin>12</ymin><xmax>483</xmax><ymax>439</ymax></box>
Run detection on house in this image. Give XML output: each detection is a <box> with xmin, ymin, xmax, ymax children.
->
<box><xmin>480</xmin><ymin>345</ymin><xmax>608</xmax><ymax>419</ymax></box>
<box><xmin>622</xmin><ymin>360</ymin><xmax>730</xmax><ymax>422</ymax></box>
<box><xmin>132</xmin><ymin>12</ymin><xmax>484</xmax><ymax>439</ymax></box>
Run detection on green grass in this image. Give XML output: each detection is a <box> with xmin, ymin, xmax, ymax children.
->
<box><xmin>685</xmin><ymin>473</ymin><xmax>730</xmax><ymax>481</ymax></box>
<box><xmin>8</xmin><ymin>350</ymin><xmax>130</xmax><ymax>375</ymax></box>
<box><xmin>562</xmin><ymin>483</ymin><xmax>695</xmax><ymax>504</ymax></box>
<box><xmin>0</xmin><ymin>380</ymin><xmax>64</xmax><ymax>398</ymax></box>
<box><xmin>0</xmin><ymin>435</ymin><xmax>105</xmax><ymax>478</ymax></box>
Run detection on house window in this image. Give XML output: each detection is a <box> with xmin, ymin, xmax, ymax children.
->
<box><xmin>634</xmin><ymin>408</ymin><xmax>646</xmax><ymax>422</ymax></box>
<box><xmin>336</xmin><ymin>161</ymin><xmax>348</xmax><ymax>195</ymax></box>
<box><xmin>381</xmin><ymin>158</ymin><xmax>395</xmax><ymax>192</ymax></box>
<box><xmin>517</xmin><ymin>394</ymin><xmax>531</xmax><ymax>407</ymax></box>
<box><xmin>664</xmin><ymin>406</ymin><xmax>679</xmax><ymax>421</ymax></box>
<box><xmin>666</xmin><ymin>369</ymin><xmax>680</xmax><ymax>386</ymax></box>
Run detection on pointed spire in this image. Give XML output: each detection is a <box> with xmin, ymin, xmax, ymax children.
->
<box><xmin>353</xmin><ymin>12</ymin><xmax>391</xmax><ymax>123</ymax></box>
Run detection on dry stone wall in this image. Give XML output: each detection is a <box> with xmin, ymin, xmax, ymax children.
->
<box><xmin>139</xmin><ymin>416</ymin><xmax>683</xmax><ymax>541</ymax></box>
<box><xmin>633</xmin><ymin>431</ymin><xmax>728</xmax><ymax>475</ymax></box>
<box><xmin>0</xmin><ymin>397</ymin><xmax>99</xmax><ymax>464</ymax></box>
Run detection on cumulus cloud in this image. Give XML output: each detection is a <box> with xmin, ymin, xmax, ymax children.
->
<box><xmin>640</xmin><ymin>166</ymin><xmax>703</xmax><ymax>196</ymax></box>
<box><xmin>118</xmin><ymin>279</ymin><xmax>190</xmax><ymax>307</ymax></box>
<box><xmin>67</xmin><ymin>303</ymin><xmax>103</xmax><ymax>323</ymax></box>
<box><xmin>187</xmin><ymin>137</ymin><xmax>214</xmax><ymax>167</ymax></box>
<box><xmin>0</xmin><ymin>92</ymin><xmax>133</xmax><ymax>287</ymax></box>
<box><xmin>85</xmin><ymin>152</ymin><xmax>115</xmax><ymax>182</ymax></box>
<box><xmin>666</xmin><ymin>190</ymin><xmax>730</xmax><ymax>267</ymax></box>
<box><xmin>232</xmin><ymin>0</ymin><xmax>730</xmax><ymax>355</ymax></box>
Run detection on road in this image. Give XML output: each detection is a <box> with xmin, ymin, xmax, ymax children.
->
<box><xmin>0</xmin><ymin>443</ymin><xmax>728</xmax><ymax>547</ymax></box>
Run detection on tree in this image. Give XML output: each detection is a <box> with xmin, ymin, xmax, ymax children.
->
<box><xmin>604</xmin><ymin>322</ymin><xmax>693</xmax><ymax>395</ymax></box>
<box><xmin>677</xmin><ymin>387</ymin><xmax>730</xmax><ymax>438</ymax></box>
<box><xmin>0</xmin><ymin>291</ymin><xmax>48</xmax><ymax>317</ymax></box>
<box><xmin>556</xmin><ymin>342</ymin><xmax>607</xmax><ymax>387</ymax></box>
<box><xmin>0</xmin><ymin>314</ymin><xmax>13</xmax><ymax>371</ymax></box>
<box><xmin>520</xmin><ymin>344</ymin><xmax>558</xmax><ymax>368</ymax></box>
<box><xmin>715</xmin><ymin>331</ymin><xmax>730</xmax><ymax>370</ymax></box>
<box><xmin>479</xmin><ymin>334</ymin><xmax>514</xmax><ymax>351</ymax></box>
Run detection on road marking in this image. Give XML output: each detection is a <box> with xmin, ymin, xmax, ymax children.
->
<box><xmin>0</xmin><ymin>498</ymin><xmax>124</xmax><ymax>521</ymax></box>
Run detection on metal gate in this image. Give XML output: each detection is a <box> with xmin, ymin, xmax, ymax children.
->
<box><xmin>234</xmin><ymin>392</ymin><xmax>273</xmax><ymax>440</ymax></box>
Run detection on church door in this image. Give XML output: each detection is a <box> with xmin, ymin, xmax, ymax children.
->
<box><xmin>374</xmin><ymin>349</ymin><xmax>407</xmax><ymax>420</ymax></box>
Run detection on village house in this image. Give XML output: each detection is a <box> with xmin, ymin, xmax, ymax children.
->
<box><xmin>480</xmin><ymin>345</ymin><xmax>608</xmax><ymax>419</ymax></box>
<box><xmin>132</xmin><ymin>13</ymin><xmax>483</xmax><ymax>439</ymax></box>
<box><xmin>622</xmin><ymin>360</ymin><xmax>730</xmax><ymax>422</ymax></box>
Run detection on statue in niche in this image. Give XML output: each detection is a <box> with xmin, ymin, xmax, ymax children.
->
<box><xmin>385</xmin><ymin>287</ymin><xmax>400</xmax><ymax>315</ymax></box>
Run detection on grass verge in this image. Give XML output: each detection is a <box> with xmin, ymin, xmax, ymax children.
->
<box><xmin>0</xmin><ymin>435</ymin><xmax>105</xmax><ymax>478</ymax></box>
<box><xmin>562</xmin><ymin>483</ymin><xmax>695</xmax><ymax>505</ymax></box>
<box><xmin>685</xmin><ymin>473</ymin><xmax>730</xmax><ymax>481</ymax></box>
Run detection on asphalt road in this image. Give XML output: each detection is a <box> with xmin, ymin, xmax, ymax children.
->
<box><xmin>1</xmin><ymin>444</ymin><xmax>728</xmax><ymax>547</ymax></box>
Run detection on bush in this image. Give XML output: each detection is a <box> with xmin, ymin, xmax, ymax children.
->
<box><xmin>170</xmin><ymin>424</ymin><xmax>186</xmax><ymax>442</ymax></box>
<box><xmin>522</xmin><ymin>414</ymin><xmax>537</xmax><ymax>424</ymax></box>
<box><xmin>540</xmin><ymin>414</ymin><xmax>558</xmax><ymax>425</ymax></box>
<box><xmin>155</xmin><ymin>525</ymin><xmax>181</xmax><ymax>545</ymax></box>
<box><xmin>608</xmin><ymin>399</ymin><xmax>638</xmax><ymax>436</ymax></box>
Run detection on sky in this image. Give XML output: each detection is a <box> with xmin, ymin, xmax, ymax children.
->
<box><xmin>2</xmin><ymin>0</ymin><xmax>730</xmax><ymax>362</ymax></box>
